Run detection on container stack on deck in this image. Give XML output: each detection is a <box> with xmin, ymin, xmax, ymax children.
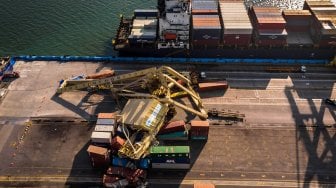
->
<box><xmin>250</xmin><ymin>7</ymin><xmax>288</xmax><ymax>47</ymax></box>
<box><xmin>191</xmin><ymin>0</ymin><xmax>221</xmax><ymax>47</ymax></box>
<box><xmin>304</xmin><ymin>0</ymin><xmax>336</xmax><ymax>47</ymax></box>
<box><xmin>128</xmin><ymin>10</ymin><xmax>158</xmax><ymax>45</ymax></box>
<box><xmin>87</xmin><ymin>110</ymin><xmax>210</xmax><ymax>187</ymax></box>
<box><xmin>219</xmin><ymin>1</ymin><xmax>253</xmax><ymax>47</ymax></box>
<box><xmin>282</xmin><ymin>10</ymin><xmax>313</xmax><ymax>47</ymax></box>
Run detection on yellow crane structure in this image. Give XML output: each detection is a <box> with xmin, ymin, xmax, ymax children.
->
<box><xmin>57</xmin><ymin>66</ymin><xmax>208</xmax><ymax>159</ymax></box>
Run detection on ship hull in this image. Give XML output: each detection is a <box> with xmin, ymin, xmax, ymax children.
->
<box><xmin>117</xmin><ymin>47</ymin><xmax>335</xmax><ymax>60</ymax></box>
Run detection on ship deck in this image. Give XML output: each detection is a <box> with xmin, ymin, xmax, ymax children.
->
<box><xmin>0</xmin><ymin>60</ymin><xmax>336</xmax><ymax>187</ymax></box>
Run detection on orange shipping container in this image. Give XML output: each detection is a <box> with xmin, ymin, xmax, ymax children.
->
<box><xmin>87</xmin><ymin>145</ymin><xmax>109</xmax><ymax>158</ymax></box>
<box><xmin>194</xmin><ymin>182</ymin><xmax>215</xmax><ymax>188</ymax></box>
<box><xmin>86</xmin><ymin>70</ymin><xmax>115</xmax><ymax>79</ymax></box>
<box><xmin>98</xmin><ymin>113</ymin><xmax>116</xmax><ymax>119</ymax></box>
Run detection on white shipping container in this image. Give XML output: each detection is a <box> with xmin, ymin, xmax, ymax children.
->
<box><xmin>94</xmin><ymin>125</ymin><xmax>116</xmax><ymax>135</ymax></box>
<box><xmin>133</xmin><ymin>19</ymin><xmax>157</xmax><ymax>29</ymax></box>
<box><xmin>91</xmin><ymin>131</ymin><xmax>112</xmax><ymax>144</ymax></box>
<box><xmin>130</xmin><ymin>28</ymin><xmax>156</xmax><ymax>37</ymax></box>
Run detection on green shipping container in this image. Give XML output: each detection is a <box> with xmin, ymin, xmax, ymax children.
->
<box><xmin>150</xmin><ymin>146</ymin><xmax>189</xmax><ymax>154</ymax></box>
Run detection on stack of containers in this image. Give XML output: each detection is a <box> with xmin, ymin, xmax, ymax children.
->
<box><xmin>190</xmin><ymin>120</ymin><xmax>209</xmax><ymax>140</ymax></box>
<box><xmin>192</xmin><ymin>15</ymin><xmax>222</xmax><ymax>47</ymax></box>
<box><xmin>149</xmin><ymin>146</ymin><xmax>190</xmax><ymax>169</ymax></box>
<box><xmin>157</xmin><ymin>120</ymin><xmax>189</xmax><ymax>140</ymax></box>
<box><xmin>90</xmin><ymin>113</ymin><xmax>117</xmax><ymax>146</ymax></box>
<box><xmin>303</xmin><ymin>0</ymin><xmax>336</xmax><ymax>47</ymax></box>
<box><xmin>250</xmin><ymin>6</ymin><xmax>287</xmax><ymax>47</ymax></box>
<box><xmin>191</xmin><ymin>0</ymin><xmax>219</xmax><ymax>15</ymax></box>
<box><xmin>283</xmin><ymin>10</ymin><xmax>312</xmax><ymax>32</ymax></box>
<box><xmin>191</xmin><ymin>0</ymin><xmax>221</xmax><ymax>47</ymax></box>
<box><xmin>282</xmin><ymin>10</ymin><xmax>313</xmax><ymax>46</ymax></box>
<box><xmin>219</xmin><ymin>1</ymin><xmax>253</xmax><ymax>46</ymax></box>
<box><xmin>128</xmin><ymin>10</ymin><xmax>158</xmax><ymax>44</ymax></box>
<box><xmin>87</xmin><ymin>145</ymin><xmax>110</xmax><ymax>167</ymax></box>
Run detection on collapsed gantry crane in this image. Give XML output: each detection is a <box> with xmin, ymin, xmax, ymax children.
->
<box><xmin>57</xmin><ymin>66</ymin><xmax>208</xmax><ymax>159</ymax></box>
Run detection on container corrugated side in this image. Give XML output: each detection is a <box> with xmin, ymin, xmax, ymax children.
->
<box><xmin>192</xmin><ymin>0</ymin><xmax>218</xmax><ymax>15</ymax></box>
<box><xmin>133</xmin><ymin>19</ymin><xmax>157</xmax><ymax>29</ymax></box>
<box><xmin>150</xmin><ymin>146</ymin><xmax>190</xmax><ymax>154</ymax></box>
<box><xmin>94</xmin><ymin>125</ymin><xmax>116</xmax><ymax>134</ymax></box>
<box><xmin>87</xmin><ymin>145</ymin><xmax>109</xmax><ymax>156</ymax></box>
<box><xmin>159</xmin><ymin>120</ymin><xmax>186</xmax><ymax>134</ymax></box>
<box><xmin>98</xmin><ymin>113</ymin><xmax>116</xmax><ymax>119</ymax></box>
<box><xmin>151</xmin><ymin>163</ymin><xmax>190</xmax><ymax>169</ymax></box>
<box><xmin>91</xmin><ymin>131</ymin><xmax>112</xmax><ymax>144</ymax></box>
<box><xmin>97</xmin><ymin>118</ymin><xmax>115</xmax><ymax>125</ymax></box>
<box><xmin>157</xmin><ymin>131</ymin><xmax>189</xmax><ymax>141</ymax></box>
<box><xmin>194</xmin><ymin>183</ymin><xmax>215</xmax><ymax>188</ymax></box>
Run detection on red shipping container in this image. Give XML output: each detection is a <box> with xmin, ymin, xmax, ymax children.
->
<box><xmin>158</xmin><ymin>120</ymin><xmax>186</xmax><ymax>134</ymax></box>
<box><xmin>98</xmin><ymin>113</ymin><xmax>116</xmax><ymax>119</ymax></box>
<box><xmin>106</xmin><ymin>166</ymin><xmax>147</xmax><ymax>183</ymax></box>
<box><xmin>198</xmin><ymin>81</ymin><xmax>228</xmax><ymax>92</ymax></box>
<box><xmin>190</xmin><ymin>120</ymin><xmax>209</xmax><ymax>138</ymax></box>
<box><xmin>111</xmin><ymin>136</ymin><xmax>125</xmax><ymax>151</ymax></box>
<box><xmin>164</xmin><ymin>32</ymin><xmax>177</xmax><ymax>40</ymax></box>
<box><xmin>257</xmin><ymin>39</ymin><xmax>286</xmax><ymax>46</ymax></box>
<box><xmin>223</xmin><ymin>34</ymin><xmax>251</xmax><ymax>46</ymax></box>
<box><xmin>192</xmin><ymin>39</ymin><xmax>220</xmax><ymax>47</ymax></box>
<box><xmin>91</xmin><ymin>156</ymin><xmax>110</xmax><ymax>168</ymax></box>
<box><xmin>103</xmin><ymin>174</ymin><xmax>121</xmax><ymax>186</ymax></box>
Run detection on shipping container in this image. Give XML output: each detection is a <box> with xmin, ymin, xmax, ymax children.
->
<box><xmin>128</xmin><ymin>28</ymin><xmax>157</xmax><ymax>44</ymax></box>
<box><xmin>98</xmin><ymin>112</ymin><xmax>116</xmax><ymax>119</ymax></box>
<box><xmin>157</xmin><ymin>131</ymin><xmax>189</xmax><ymax>141</ymax></box>
<box><xmin>192</xmin><ymin>15</ymin><xmax>222</xmax><ymax>40</ymax></box>
<box><xmin>198</xmin><ymin>81</ymin><xmax>228</xmax><ymax>92</ymax></box>
<box><xmin>158</xmin><ymin>120</ymin><xmax>186</xmax><ymax>134</ymax></box>
<box><xmin>151</xmin><ymin>162</ymin><xmax>190</xmax><ymax>169</ymax></box>
<box><xmin>194</xmin><ymin>182</ymin><xmax>215</xmax><ymax>188</ymax></box>
<box><xmin>103</xmin><ymin>174</ymin><xmax>120</xmax><ymax>185</ymax></box>
<box><xmin>106</xmin><ymin>166</ymin><xmax>147</xmax><ymax>183</ymax></box>
<box><xmin>219</xmin><ymin>1</ymin><xmax>253</xmax><ymax>46</ymax></box>
<box><xmin>250</xmin><ymin>6</ymin><xmax>286</xmax><ymax>30</ymax></box>
<box><xmin>192</xmin><ymin>0</ymin><xmax>219</xmax><ymax>15</ymax></box>
<box><xmin>87</xmin><ymin>145</ymin><xmax>109</xmax><ymax>159</ymax></box>
<box><xmin>94</xmin><ymin>125</ymin><xmax>116</xmax><ymax>135</ymax></box>
<box><xmin>192</xmin><ymin>39</ymin><xmax>220</xmax><ymax>47</ymax></box>
<box><xmin>133</xmin><ymin>19</ymin><xmax>157</xmax><ymax>29</ymax></box>
<box><xmin>111</xmin><ymin>156</ymin><xmax>150</xmax><ymax>169</ymax></box>
<box><xmin>91</xmin><ymin>131</ymin><xmax>112</xmax><ymax>144</ymax></box>
<box><xmin>97</xmin><ymin>118</ymin><xmax>115</xmax><ymax>125</ymax></box>
<box><xmin>103</xmin><ymin>175</ymin><xmax>129</xmax><ymax>188</ymax></box>
<box><xmin>86</xmin><ymin>70</ymin><xmax>115</xmax><ymax>79</ymax></box>
<box><xmin>112</xmin><ymin>156</ymin><xmax>137</xmax><ymax>169</ymax></box>
<box><xmin>134</xmin><ymin>9</ymin><xmax>158</xmax><ymax>18</ymax></box>
<box><xmin>190</xmin><ymin>120</ymin><xmax>209</xmax><ymax>139</ymax></box>
<box><xmin>111</xmin><ymin>136</ymin><xmax>125</xmax><ymax>150</ymax></box>
<box><xmin>150</xmin><ymin>146</ymin><xmax>190</xmax><ymax>164</ymax></box>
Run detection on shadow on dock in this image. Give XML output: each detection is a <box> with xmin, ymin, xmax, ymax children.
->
<box><xmin>285</xmin><ymin>86</ymin><xmax>336</xmax><ymax>187</ymax></box>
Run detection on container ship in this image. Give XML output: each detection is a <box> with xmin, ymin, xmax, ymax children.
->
<box><xmin>113</xmin><ymin>0</ymin><xmax>336</xmax><ymax>59</ymax></box>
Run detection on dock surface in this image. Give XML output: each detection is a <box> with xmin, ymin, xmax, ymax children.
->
<box><xmin>0</xmin><ymin>60</ymin><xmax>336</xmax><ymax>187</ymax></box>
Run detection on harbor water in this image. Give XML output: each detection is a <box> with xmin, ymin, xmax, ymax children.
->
<box><xmin>0</xmin><ymin>0</ymin><xmax>335</xmax><ymax>56</ymax></box>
